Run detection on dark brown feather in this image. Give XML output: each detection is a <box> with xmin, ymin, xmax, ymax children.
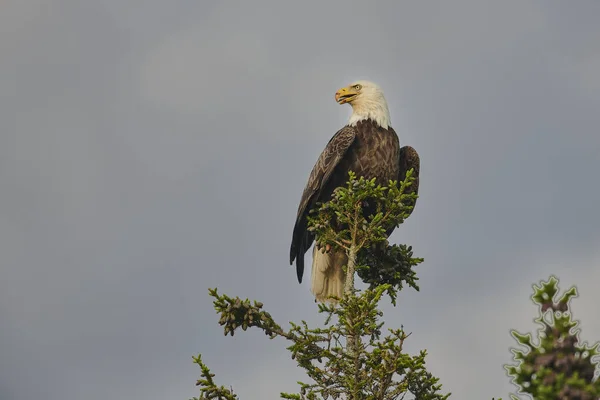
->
<box><xmin>289</xmin><ymin>126</ymin><xmax>356</xmax><ymax>282</ymax></box>
<box><xmin>398</xmin><ymin>145</ymin><xmax>420</xmax><ymax>215</ymax></box>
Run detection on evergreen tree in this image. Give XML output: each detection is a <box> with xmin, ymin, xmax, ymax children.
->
<box><xmin>505</xmin><ymin>276</ymin><xmax>600</xmax><ymax>399</ymax></box>
<box><xmin>191</xmin><ymin>170</ymin><xmax>449</xmax><ymax>400</ymax></box>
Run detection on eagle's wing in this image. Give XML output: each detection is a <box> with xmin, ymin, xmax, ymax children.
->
<box><xmin>290</xmin><ymin>126</ymin><xmax>357</xmax><ymax>283</ymax></box>
<box><xmin>398</xmin><ymin>146</ymin><xmax>420</xmax><ymax>215</ymax></box>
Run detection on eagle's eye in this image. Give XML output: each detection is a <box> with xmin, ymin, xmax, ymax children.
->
<box><xmin>354</xmin><ymin>85</ymin><xmax>361</xmax><ymax>90</ymax></box>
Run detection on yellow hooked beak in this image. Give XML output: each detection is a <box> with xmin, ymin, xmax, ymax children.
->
<box><xmin>335</xmin><ymin>85</ymin><xmax>360</xmax><ymax>105</ymax></box>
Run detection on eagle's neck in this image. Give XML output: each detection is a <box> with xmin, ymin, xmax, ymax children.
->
<box><xmin>348</xmin><ymin>98</ymin><xmax>391</xmax><ymax>130</ymax></box>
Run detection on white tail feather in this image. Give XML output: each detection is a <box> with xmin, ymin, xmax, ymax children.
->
<box><xmin>310</xmin><ymin>247</ymin><xmax>347</xmax><ymax>303</ymax></box>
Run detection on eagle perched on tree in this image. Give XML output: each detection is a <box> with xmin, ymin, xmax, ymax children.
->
<box><xmin>290</xmin><ymin>80</ymin><xmax>420</xmax><ymax>302</ymax></box>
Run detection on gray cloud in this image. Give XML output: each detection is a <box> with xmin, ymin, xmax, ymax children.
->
<box><xmin>1</xmin><ymin>1</ymin><xmax>599</xmax><ymax>399</ymax></box>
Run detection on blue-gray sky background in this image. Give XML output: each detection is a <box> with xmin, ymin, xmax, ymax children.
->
<box><xmin>1</xmin><ymin>1</ymin><xmax>600</xmax><ymax>399</ymax></box>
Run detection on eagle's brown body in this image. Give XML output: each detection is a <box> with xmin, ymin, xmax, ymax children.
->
<box><xmin>290</xmin><ymin>118</ymin><xmax>420</xmax><ymax>286</ymax></box>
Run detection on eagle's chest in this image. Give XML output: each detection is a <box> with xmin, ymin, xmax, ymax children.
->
<box><xmin>344</xmin><ymin>128</ymin><xmax>400</xmax><ymax>183</ymax></box>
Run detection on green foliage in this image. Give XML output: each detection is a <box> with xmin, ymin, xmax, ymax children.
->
<box><xmin>505</xmin><ymin>276</ymin><xmax>600</xmax><ymax>399</ymax></box>
<box><xmin>210</xmin><ymin>289</ymin><xmax>279</xmax><ymax>337</ymax></box>
<box><xmin>201</xmin><ymin>284</ymin><xmax>448</xmax><ymax>400</ymax></box>
<box><xmin>307</xmin><ymin>170</ymin><xmax>421</xmax><ymax>304</ymax></box>
<box><xmin>191</xmin><ymin>354</ymin><xmax>238</xmax><ymax>400</ymax></box>
<box><xmin>357</xmin><ymin>243</ymin><xmax>422</xmax><ymax>306</ymax></box>
<box><xmin>307</xmin><ymin>170</ymin><xmax>417</xmax><ymax>255</ymax></box>
<box><xmin>192</xmin><ymin>170</ymin><xmax>449</xmax><ymax>400</ymax></box>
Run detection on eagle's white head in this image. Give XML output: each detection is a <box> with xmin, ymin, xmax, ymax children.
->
<box><xmin>335</xmin><ymin>80</ymin><xmax>391</xmax><ymax>130</ymax></box>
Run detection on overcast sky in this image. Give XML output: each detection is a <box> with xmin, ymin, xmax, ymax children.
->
<box><xmin>2</xmin><ymin>1</ymin><xmax>600</xmax><ymax>399</ymax></box>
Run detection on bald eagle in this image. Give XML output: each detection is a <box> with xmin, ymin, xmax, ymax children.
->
<box><xmin>289</xmin><ymin>80</ymin><xmax>420</xmax><ymax>302</ymax></box>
